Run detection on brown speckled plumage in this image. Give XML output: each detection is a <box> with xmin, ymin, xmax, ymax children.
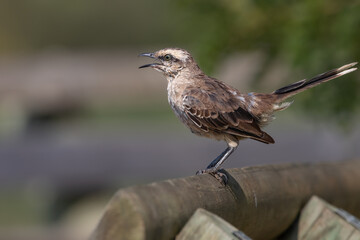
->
<box><xmin>140</xmin><ymin>48</ymin><xmax>357</xmax><ymax>178</ymax></box>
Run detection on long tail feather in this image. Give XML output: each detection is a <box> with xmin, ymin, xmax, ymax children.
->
<box><xmin>273</xmin><ymin>62</ymin><xmax>357</xmax><ymax>102</ymax></box>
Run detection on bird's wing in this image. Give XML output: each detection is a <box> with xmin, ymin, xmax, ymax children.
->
<box><xmin>182</xmin><ymin>83</ymin><xmax>274</xmax><ymax>144</ymax></box>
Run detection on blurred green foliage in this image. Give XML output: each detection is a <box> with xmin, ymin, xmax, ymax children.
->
<box><xmin>175</xmin><ymin>0</ymin><xmax>360</xmax><ymax>127</ymax></box>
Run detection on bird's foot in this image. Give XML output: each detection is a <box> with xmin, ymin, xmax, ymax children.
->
<box><xmin>210</xmin><ymin>171</ymin><xmax>228</xmax><ymax>185</ymax></box>
<box><xmin>196</xmin><ymin>168</ymin><xmax>228</xmax><ymax>185</ymax></box>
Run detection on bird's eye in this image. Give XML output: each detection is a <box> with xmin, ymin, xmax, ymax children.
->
<box><xmin>164</xmin><ymin>54</ymin><xmax>172</xmax><ymax>61</ymax></box>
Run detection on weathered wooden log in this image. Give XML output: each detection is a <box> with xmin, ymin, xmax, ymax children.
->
<box><xmin>91</xmin><ymin>160</ymin><xmax>360</xmax><ymax>240</ymax></box>
<box><xmin>176</xmin><ymin>208</ymin><xmax>251</xmax><ymax>240</ymax></box>
<box><xmin>298</xmin><ymin>196</ymin><xmax>360</xmax><ymax>239</ymax></box>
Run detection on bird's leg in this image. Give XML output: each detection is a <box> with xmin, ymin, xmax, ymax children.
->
<box><xmin>196</xmin><ymin>146</ymin><xmax>237</xmax><ymax>185</ymax></box>
<box><xmin>196</xmin><ymin>146</ymin><xmax>237</xmax><ymax>175</ymax></box>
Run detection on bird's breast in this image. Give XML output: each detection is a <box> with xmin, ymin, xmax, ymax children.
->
<box><xmin>167</xmin><ymin>80</ymin><xmax>186</xmax><ymax>110</ymax></box>
<box><xmin>167</xmin><ymin>80</ymin><xmax>192</xmax><ymax>124</ymax></box>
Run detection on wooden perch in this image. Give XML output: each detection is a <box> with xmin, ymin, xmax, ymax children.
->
<box><xmin>91</xmin><ymin>160</ymin><xmax>360</xmax><ymax>240</ymax></box>
<box><xmin>176</xmin><ymin>208</ymin><xmax>248</xmax><ymax>240</ymax></box>
<box><xmin>298</xmin><ymin>196</ymin><xmax>360</xmax><ymax>239</ymax></box>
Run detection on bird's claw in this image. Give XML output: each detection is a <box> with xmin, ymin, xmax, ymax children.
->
<box><xmin>211</xmin><ymin>171</ymin><xmax>228</xmax><ymax>185</ymax></box>
<box><xmin>195</xmin><ymin>168</ymin><xmax>228</xmax><ymax>185</ymax></box>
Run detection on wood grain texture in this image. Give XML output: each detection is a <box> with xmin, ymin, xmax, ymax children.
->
<box><xmin>91</xmin><ymin>160</ymin><xmax>360</xmax><ymax>240</ymax></box>
<box><xmin>299</xmin><ymin>196</ymin><xmax>360</xmax><ymax>240</ymax></box>
<box><xmin>176</xmin><ymin>208</ymin><xmax>241</xmax><ymax>240</ymax></box>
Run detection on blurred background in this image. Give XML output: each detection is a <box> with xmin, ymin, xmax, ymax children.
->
<box><xmin>0</xmin><ymin>0</ymin><xmax>359</xmax><ymax>239</ymax></box>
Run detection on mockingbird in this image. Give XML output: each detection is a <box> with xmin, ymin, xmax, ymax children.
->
<box><xmin>139</xmin><ymin>48</ymin><xmax>357</xmax><ymax>180</ymax></box>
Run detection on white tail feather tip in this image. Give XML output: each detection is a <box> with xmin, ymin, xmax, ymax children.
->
<box><xmin>337</xmin><ymin>67</ymin><xmax>357</xmax><ymax>76</ymax></box>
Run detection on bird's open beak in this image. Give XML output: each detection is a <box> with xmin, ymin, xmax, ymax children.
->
<box><xmin>139</xmin><ymin>53</ymin><xmax>155</xmax><ymax>58</ymax></box>
<box><xmin>139</xmin><ymin>52</ymin><xmax>161</xmax><ymax>69</ymax></box>
<box><xmin>139</xmin><ymin>63</ymin><xmax>161</xmax><ymax>69</ymax></box>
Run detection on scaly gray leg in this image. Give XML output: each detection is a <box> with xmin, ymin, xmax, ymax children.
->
<box><xmin>196</xmin><ymin>146</ymin><xmax>237</xmax><ymax>175</ymax></box>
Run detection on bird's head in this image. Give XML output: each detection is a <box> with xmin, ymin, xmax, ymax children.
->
<box><xmin>139</xmin><ymin>48</ymin><xmax>200</xmax><ymax>78</ymax></box>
